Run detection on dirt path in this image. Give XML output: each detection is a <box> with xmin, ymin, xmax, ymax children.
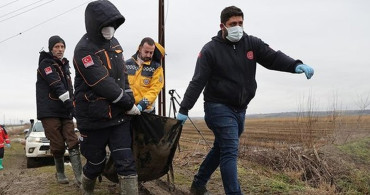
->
<box><xmin>0</xmin><ymin>142</ymin><xmax>52</xmax><ymax>195</ymax></box>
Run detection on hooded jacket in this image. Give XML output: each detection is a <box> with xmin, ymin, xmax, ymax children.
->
<box><xmin>36</xmin><ymin>51</ymin><xmax>73</xmax><ymax>119</ymax></box>
<box><xmin>180</xmin><ymin>31</ymin><xmax>302</xmax><ymax>114</ymax></box>
<box><xmin>125</xmin><ymin>43</ymin><xmax>165</xmax><ymax>112</ymax></box>
<box><xmin>73</xmin><ymin>0</ymin><xmax>134</xmax><ymax>130</ymax></box>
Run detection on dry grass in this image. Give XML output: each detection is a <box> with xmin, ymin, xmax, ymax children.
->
<box><xmin>175</xmin><ymin>114</ymin><xmax>370</xmax><ymax>194</ymax></box>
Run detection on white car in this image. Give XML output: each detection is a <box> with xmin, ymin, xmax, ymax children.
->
<box><xmin>25</xmin><ymin>120</ymin><xmax>72</xmax><ymax>168</ymax></box>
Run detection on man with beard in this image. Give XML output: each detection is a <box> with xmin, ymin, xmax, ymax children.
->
<box><xmin>177</xmin><ymin>6</ymin><xmax>314</xmax><ymax>195</ymax></box>
<box><xmin>125</xmin><ymin>37</ymin><xmax>165</xmax><ymax>114</ymax></box>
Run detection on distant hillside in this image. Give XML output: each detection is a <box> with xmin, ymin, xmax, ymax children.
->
<box><xmin>246</xmin><ymin>109</ymin><xmax>370</xmax><ymax>118</ymax></box>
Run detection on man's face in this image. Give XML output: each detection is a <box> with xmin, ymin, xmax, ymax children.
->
<box><xmin>221</xmin><ymin>16</ymin><xmax>244</xmax><ymax>33</ymax></box>
<box><xmin>51</xmin><ymin>42</ymin><xmax>65</xmax><ymax>59</ymax></box>
<box><xmin>138</xmin><ymin>42</ymin><xmax>155</xmax><ymax>62</ymax></box>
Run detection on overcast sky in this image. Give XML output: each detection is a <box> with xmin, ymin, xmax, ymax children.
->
<box><xmin>0</xmin><ymin>0</ymin><xmax>369</xmax><ymax>124</ymax></box>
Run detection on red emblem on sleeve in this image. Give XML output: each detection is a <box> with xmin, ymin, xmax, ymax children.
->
<box><xmin>44</xmin><ymin>66</ymin><xmax>52</xmax><ymax>75</ymax></box>
<box><xmin>82</xmin><ymin>55</ymin><xmax>94</xmax><ymax>68</ymax></box>
<box><xmin>247</xmin><ymin>51</ymin><xmax>254</xmax><ymax>60</ymax></box>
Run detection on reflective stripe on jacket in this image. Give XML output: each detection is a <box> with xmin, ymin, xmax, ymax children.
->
<box><xmin>36</xmin><ymin>51</ymin><xmax>73</xmax><ymax>119</ymax></box>
<box><xmin>126</xmin><ymin>55</ymin><xmax>164</xmax><ymax>112</ymax></box>
<box><xmin>73</xmin><ymin>0</ymin><xmax>133</xmax><ymax>130</ymax></box>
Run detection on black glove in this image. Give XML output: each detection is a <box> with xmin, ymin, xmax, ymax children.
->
<box><xmin>64</xmin><ymin>99</ymin><xmax>75</xmax><ymax>118</ymax></box>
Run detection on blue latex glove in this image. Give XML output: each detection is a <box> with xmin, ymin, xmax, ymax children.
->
<box><xmin>295</xmin><ymin>64</ymin><xmax>314</xmax><ymax>79</ymax></box>
<box><xmin>176</xmin><ymin>113</ymin><xmax>188</xmax><ymax>125</ymax></box>
<box><xmin>5</xmin><ymin>144</ymin><xmax>11</xmax><ymax>148</ymax></box>
<box><xmin>137</xmin><ymin>104</ymin><xmax>143</xmax><ymax>112</ymax></box>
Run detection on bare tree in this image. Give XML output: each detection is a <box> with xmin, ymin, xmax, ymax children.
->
<box><xmin>355</xmin><ymin>93</ymin><xmax>370</xmax><ymax>124</ymax></box>
<box><xmin>296</xmin><ymin>91</ymin><xmax>319</xmax><ymax>148</ymax></box>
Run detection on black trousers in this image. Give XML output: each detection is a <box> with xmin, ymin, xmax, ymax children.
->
<box><xmin>0</xmin><ymin>147</ymin><xmax>4</xmax><ymax>158</ymax></box>
<box><xmin>79</xmin><ymin>121</ymin><xmax>136</xmax><ymax>179</ymax></box>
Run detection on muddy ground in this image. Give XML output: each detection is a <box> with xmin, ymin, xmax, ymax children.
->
<box><xmin>0</xmin><ymin>138</ymin><xmax>193</xmax><ymax>195</ymax></box>
<box><xmin>1</xmin><ymin>116</ymin><xmax>369</xmax><ymax>194</ymax></box>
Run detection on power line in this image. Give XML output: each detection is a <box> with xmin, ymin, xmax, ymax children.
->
<box><xmin>0</xmin><ymin>1</ymin><xmax>91</xmax><ymax>44</ymax></box>
<box><xmin>0</xmin><ymin>0</ymin><xmax>19</xmax><ymax>9</ymax></box>
<box><xmin>0</xmin><ymin>0</ymin><xmax>55</xmax><ymax>23</ymax></box>
<box><xmin>0</xmin><ymin>0</ymin><xmax>45</xmax><ymax>19</ymax></box>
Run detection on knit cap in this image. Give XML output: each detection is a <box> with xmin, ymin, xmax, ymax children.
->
<box><xmin>48</xmin><ymin>35</ymin><xmax>65</xmax><ymax>51</ymax></box>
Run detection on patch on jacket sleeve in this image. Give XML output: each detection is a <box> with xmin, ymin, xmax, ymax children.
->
<box><xmin>44</xmin><ymin>66</ymin><xmax>52</xmax><ymax>75</ymax></box>
<box><xmin>82</xmin><ymin>55</ymin><xmax>94</xmax><ymax>68</ymax></box>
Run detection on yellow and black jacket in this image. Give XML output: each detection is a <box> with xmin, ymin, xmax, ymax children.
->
<box><xmin>125</xmin><ymin>44</ymin><xmax>164</xmax><ymax>112</ymax></box>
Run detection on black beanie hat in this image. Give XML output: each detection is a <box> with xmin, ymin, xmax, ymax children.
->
<box><xmin>48</xmin><ymin>35</ymin><xmax>65</xmax><ymax>51</ymax></box>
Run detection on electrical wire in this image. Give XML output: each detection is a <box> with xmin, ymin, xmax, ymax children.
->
<box><xmin>0</xmin><ymin>0</ymin><xmax>19</xmax><ymax>9</ymax></box>
<box><xmin>0</xmin><ymin>0</ymin><xmax>45</xmax><ymax>19</ymax></box>
<box><xmin>0</xmin><ymin>0</ymin><xmax>55</xmax><ymax>23</ymax></box>
<box><xmin>0</xmin><ymin>1</ymin><xmax>91</xmax><ymax>44</ymax></box>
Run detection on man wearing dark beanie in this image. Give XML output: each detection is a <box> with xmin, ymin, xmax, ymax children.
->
<box><xmin>48</xmin><ymin>35</ymin><xmax>66</xmax><ymax>52</ymax></box>
<box><xmin>36</xmin><ymin>35</ymin><xmax>82</xmax><ymax>186</ymax></box>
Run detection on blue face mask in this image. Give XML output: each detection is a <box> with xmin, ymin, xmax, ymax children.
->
<box><xmin>224</xmin><ymin>25</ymin><xmax>243</xmax><ymax>42</ymax></box>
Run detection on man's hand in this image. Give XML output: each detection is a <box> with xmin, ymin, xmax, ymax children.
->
<box><xmin>176</xmin><ymin>113</ymin><xmax>188</xmax><ymax>125</ymax></box>
<box><xmin>295</xmin><ymin>64</ymin><xmax>314</xmax><ymax>79</ymax></box>
<box><xmin>126</xmin><ymin>105</ymin><xmax>141</xmax><ymax>115</ymax></box>
<box><xmin>64</xmin><ymin>99</ymin><xmax>75</xmax><ymax>117</ymax></box>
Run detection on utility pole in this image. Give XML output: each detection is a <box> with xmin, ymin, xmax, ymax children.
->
<box><xmin>158</xmin><ymin>0</ymin><xmax>166</xmax><ymax>116</ymax></box>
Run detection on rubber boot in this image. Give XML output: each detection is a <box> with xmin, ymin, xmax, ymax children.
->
<box><xmin>118</xmin><ymin>174</ymin><xmax>139</xmax><ymax>195</ymax></box>
<box><xmin>82</xmin><ymin>173</ymin><xmax>96</xmax><ymax>195</ymax></box>
<box><xmin>0</xmin><ymin>158</ymin><xmax>3</xmax><ymax>170</ymax></box>
<box><xmin>69</xmin><ymin>148</ymin><xmax>82</xmax><ymax>185</ymax></box>
<box><xmin>54</xmin><ymin>157</ymin><xmax>69</xmax><ymax>184</ymax></box>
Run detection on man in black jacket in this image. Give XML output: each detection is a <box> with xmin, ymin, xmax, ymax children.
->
<box><xmin>73</xmin><ymin>1</ymin><xmax>140</xmax><ymax>194</ymax></box>
<box><xmin>176</xmin><ymin>6</ymin><xmax>314</xmax><ymax>195</ymax></box>
<box><xmin>36</xmin><ymin>35</ymin><xmax>82</xmax><ymax>185</ymax></box>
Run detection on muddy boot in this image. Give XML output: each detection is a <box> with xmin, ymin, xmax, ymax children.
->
<box><xmin>118</xmin><ymin>174</ymin><xmax>139</xmax><ymax>195</ymax></box>
<box><xmin>69</xmin><ymin>148</ymin><xmax>82</xmax><ymax>185</ymax></box>
<box><xmin>0</xmin><ymin>158</ymin><xmax>3</xmax><ymax>170</ymax></box>
<box><xmin>54</xmin><ymin>157</ymin><xmax>69</xmax><ymax>184</ymax></box>
<box><xmin>82</xmin><ymin>173</ymin><xmax>96</xmax><ymax>195</ymax></box>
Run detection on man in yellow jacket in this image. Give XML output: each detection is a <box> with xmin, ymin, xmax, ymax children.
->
<box><xmin>125</xmin><ymin>37</ymin><xmax>165</xmax><ymax>113</ymax></box>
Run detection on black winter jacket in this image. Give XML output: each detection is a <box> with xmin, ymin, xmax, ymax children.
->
<box><xmin>36</xmin><ymin>51</ymin><xmax>73</xmax><ymax>119</ymax></box>
<box><xmin>73</xmin><ymin>0</ymin><xmax>134</xmax><ymax>130</ymax></box>
<box><xmin>180</xmin><ymin>31</ymin><xmax>302</xmax><ymax>114</ymax></box>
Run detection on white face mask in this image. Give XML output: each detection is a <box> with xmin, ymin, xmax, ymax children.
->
<box><xmin>101</xmin><ymin>26</ymin><xmax>115</xmax><ymax>40</ymax></box>
<box><xmin>224</xmin><ymin>25</ymin><xmax>243</xmax><ymax>42</ymax></box>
